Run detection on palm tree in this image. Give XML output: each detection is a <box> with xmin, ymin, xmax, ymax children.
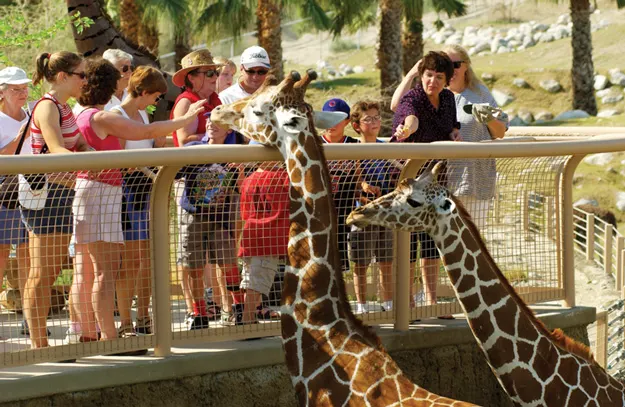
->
<box><xmin>402</xmin><ymin>0</ymin><xmax>466</xmax><ymax>74</ymax></box>
<box><xmin>570</xmin><ymin>0</ymin><xmax>597</xmax><ymax>115</ymax></box>
<box><xmin>378</xmin><ymin>0</ymin><xmax>403</xmax><ymax>101</ymax></box>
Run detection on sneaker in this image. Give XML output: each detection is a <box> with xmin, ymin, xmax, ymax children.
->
<box><xmin>117</xmin><ymin>323</ymin><xmax>136</xmax><ymax>338</ymax></box>
<box><xmin>135</xmin><ymin>317</ymin><xmax>152</xmax><ymax>335</ymax></box>
<box><xmin>221</xmin><ymin>304</ymin><xmax>243</xmax><ymax>326</ymax></box>
<box><xmin>20</xmin><ymin>320</ymin><xmax>51</xmax><ymax>337</ymax></box>
<box><xmin>64</xmin><ymin>324</ymin><xmax>82</xmax><ymax>344</ymax></box>
<box><xmin>186</xmin><ymin>314</ymin><xmax>209</xmax><ymax>330</ymax></box>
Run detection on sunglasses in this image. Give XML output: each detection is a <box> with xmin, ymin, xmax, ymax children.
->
<box><xmin>196</xmin><ymin>69</ymin><xmax>220</xmax><ymax>78</ymax></box>
<box><xmin>67</xmin><ymin>71</ymin><xmax>86</xmax><ymax>79</ymax></box>
<box><xmin>244</xmin><ymin>68</ymin><xmax>269</xmax><ymax>76</ymax></box>
<box><xmin>155</xmin><ymin>94</ymin><xmax>164</xmax><ymax>103</ymax></box>
<box><xmin>360</xmin><ymin>115</ymin><xmax>381</xmax><ymax>124</ymax></box>
<box><xmin>121</xmin><ymin>65</ymin><xmax>134</xmax><ymax>73</ymax></box>
<box><xmin>452</xmin><ymin>61</ymin><xmax>465</xmax><ymax>69</ymax></box>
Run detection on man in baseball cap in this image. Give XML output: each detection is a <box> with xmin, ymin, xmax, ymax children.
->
<box><xmin>219</xmin><ymin>46</ymin><xmax>271</xmax><ymax>105</ymax></box>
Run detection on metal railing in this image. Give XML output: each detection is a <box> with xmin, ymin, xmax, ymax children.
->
<box><xmin>0</xmin><ymin>127</ymin><xmax>624</xmax><ymax>367</ymax></box>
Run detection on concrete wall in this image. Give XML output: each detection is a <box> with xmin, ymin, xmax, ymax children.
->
<box><xmin>0</xmin><ymin>308</ymin><xmax>592</xmax><ymax>407</ymax></box>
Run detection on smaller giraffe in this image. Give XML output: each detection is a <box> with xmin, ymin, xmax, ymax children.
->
<box><xmin>347</xmin><ymin>162</ymin><xmax>625</xmax><ymax>407</ymax></box>
<box><xmin>211</xmin><ymin>72</ymin><xmax>478</xmax><ymax>406</ymax></box>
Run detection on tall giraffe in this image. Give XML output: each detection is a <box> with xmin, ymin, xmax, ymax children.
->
<box><xmin>211</xmin><ymin>72</ymin><xmax>476</xmax><ymax>406</ymax></box>
<box><xmin>347</xmin><ymin>163</ymin><xmax>625</xmax><ymax>407</ymax></box>
<box><xmin>66</xmin><ymin>0</ymin><xmax>178</xmax><ymax>121</ymax></box>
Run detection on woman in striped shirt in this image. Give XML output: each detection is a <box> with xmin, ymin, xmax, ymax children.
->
<box><xmin>22</xmin><ymin>51</ymin><xmax>91</xmax><ymax>349</ymax></box>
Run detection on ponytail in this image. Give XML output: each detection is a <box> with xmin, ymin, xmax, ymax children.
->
<box><xmin>33</xmin><ymin>51</ymin><xmax>82</xmax><ymax>86</ymax></box>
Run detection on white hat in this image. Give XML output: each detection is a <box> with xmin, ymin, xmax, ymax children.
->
<box><xmin>0</xmin><ymin>67</ymin><xmax>31</xmax><ymax>86</ymax></box>
<box><xmin>240</xmin><ymin>46</ymin><xmax>271</xmax><ymax>69</ymax></box>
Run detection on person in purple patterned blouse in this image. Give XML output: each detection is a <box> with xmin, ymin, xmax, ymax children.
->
<box><xmin>391</xmin><ymin>51</ymin><xmax>460</xmax><ymax>313</ymax></box>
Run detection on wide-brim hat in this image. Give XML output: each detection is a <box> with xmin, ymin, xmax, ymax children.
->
<box><xmin>172</xmin><ymin>49</ymin><xmax>222</xmax><ymax>88</ymax></box>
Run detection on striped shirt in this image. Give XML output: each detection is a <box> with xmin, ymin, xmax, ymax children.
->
<box><xmin>30</xmin><ymin>93</ymin><xmax>80</xmax><ymax>154</ymax></box>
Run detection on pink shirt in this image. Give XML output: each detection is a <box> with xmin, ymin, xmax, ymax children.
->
<box><xmin>75</xmin><ymin>108</ymin><xmax>123</xmax><ymax>186</ymax></box>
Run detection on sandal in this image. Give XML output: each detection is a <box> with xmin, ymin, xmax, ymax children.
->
<box><xmin>135</xmin><ymin>317</ymin><xmax>152</xmax><ymax>335</ymax></box>
<box><xmin>206</xmin><ymin>302</ymin><xmax>221</xmax><ymax>321</ymax></box>
<box><xmin>256</xmin><ymin>306</ymin><xmax>280</xmax><ymax>321</ymax></box>
<box><xmin>117</xmin><ymin>323</ymin><xmax>136</xmax><ymax>338</ymax></box>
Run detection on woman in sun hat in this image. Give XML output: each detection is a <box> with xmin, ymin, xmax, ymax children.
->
<box><xmin>0</xmin><ymin>67</ymin><xmax>32</xmax><ymax>335</ymax></box>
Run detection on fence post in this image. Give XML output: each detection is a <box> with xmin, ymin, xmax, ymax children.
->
<box><xmin>605</xmin><ymin>223</ymin><xmax>613</xmax><ymax>279</ymax></box>
<box><xmin>595</xmin><ymin>310</ymin><xmax>608</xmax><ymax>368</ymax></box>
<box><xmin>561</xmin><ymin>155</ymin><xmax>583</xmax><ymax>307</ymax></box>
<box><xmin>522</xmin><ymin>190</ymin><xmax>530</xmax><ymax>236</ymax></box>
<box><xmin>150</xmin><ymin>165</ymin><xmax>180</xmax><ymax>358</ymax></box>
<box><xmin>586</xmin><ymin>213</ymin><xmax>595</xmax><ymax>261</ymax></box>
<box><xmin>547</xmin><ymin>196</ymin><xmax>555</xmax><ymax>240</ymax></box>
<box><xmin>616</xmin><ymin>236</ymin><xmax>624</xmax><ymax>290</ymax></box>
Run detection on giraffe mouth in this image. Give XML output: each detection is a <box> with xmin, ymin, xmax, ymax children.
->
<box><xmin>346</xmin><ymin>209</ymin><xmax>371</xmax><ymax>228</ymax></box>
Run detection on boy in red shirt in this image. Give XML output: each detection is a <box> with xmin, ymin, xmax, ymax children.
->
<box><xmin>238</xmin><ymin>160</ymin><xmax>289</xmax><ymax>323</ymax></box>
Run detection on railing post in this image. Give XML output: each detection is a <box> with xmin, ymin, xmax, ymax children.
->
<box><xmin>395</xmin><ymin>230</ymin><xmax>410</xmax><ymax>331</ymax></box>
<box><xmin>522</xmin><ymin>191</ymin><xmax>530</xmax><ymax>237</ymax></box>
<box><xmin>586</xmin><ymin>213</ymin><xmax>595</xmax><ymax>261</ymax></box>
<box><xmin>605</xmin><ymin>223</ymin><xmax>613</xmax><ymax>278</ymax></box>
<box><xmin>150</xmin><ymin>165</ymin><xmax>180</xmax><ymax>358</ymax></box>
<box><xmin>616</xmin><ymin>236</ymin><xmax>624</xmax><ymax>290</ymax></box>
<box><xmin>595</xmin><ymin>310</ymin><xmax>608</xmax><ymax>368</ymax></box>
<box><xmin>561</xmin><ymin>155</ymin><xmax>584</xmax><ymax>307</ymax></box>
<box><xmin>547</xmin><ymin>196</ymin><xmax>555</xmax><ymax>240</ymax></box>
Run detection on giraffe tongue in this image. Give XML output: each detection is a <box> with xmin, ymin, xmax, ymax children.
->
<box><xmin>313</xmin><ymin>111</ymin><xmax>348</xmax><ymax>129</ymax></box>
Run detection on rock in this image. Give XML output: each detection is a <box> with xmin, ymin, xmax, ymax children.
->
<box><xmin>481</xmin><ymin>72</ymin><xmax>495</xmax><ymax>82</ymax></box>
<box><xmin>497</xmin><ymin>46</ymin><xmax>511</xmax><ymax>53</ymax></box>
<box><xmin>539</xmin><ymin>33</ymin><xmax>555</xmax><ymax>43</ymax></box>
<box><xmin>532</xmin><ymin>23</ymin><xmax>549</xmax><ymax>33</ymax></box>
<box><xmin>341</xmin><ymin>65</ymin><xmax>355</xmax><ymax>75</ymax></box>
<box><xmin>539</xmin><ymin>79</ymin><xmax>562</xmax><ymax>93</ymax></box>
<box><xmin>445</xmin><ymin>34</ymin><xmax>463</xmax><ymax>45</ymax></box>
<box><xmin>583</xmin><ymin>152</ymin><xmax>614</xmax><ymax>166</ymax></box>
<box><xmin>597</xmin><ymin>109</ymin><xmax>621</xmax><ymax>117</ymax></box>
<box><xmin>316</xmin><ymin>60</ymin><xmax>329</xmax><ymax>69</ymax></box>
<box><xmin>471</xmin><ymin>41</ymin><xmax>491</xmax><ymax>55</ymax></box>
<box><xmin>574</xmin><ymin>198</ymin><xmax>598</xmax><ymax>207</ymax></box>
<box><xmin>609</xmin><ymin>68</ymin><xmax>625</xmax><ymax>86</ymax></box>
<box><xmin>491</xmin><ymin>89</ymin><xmax>515</xmax><ymax>106</ymax></box>
<box><xmin>490</xmin><ymin>38</ymin><xmax>507</xmax><ymax>53</ymax></box>
<box><xmin>594</xmin><ymin>75</ymin><xmax>609</xmax><ymax>90</ymax></box>
<box><xmin>353</xmin><ymin>65</ymin><xmax>365</xmax><ymax>74</ymax></box>
<box><xmin>518</xmin><ymin>110</ymin><xmax>534</xmax><ymax>123</ymax></box>
<box><xmin>617</xmin><ymin>199</ymin><xmax>625</xmax><ymax>212</ymax></box>
<box><xmin>509</xmin><ymin>116</ymin><xmax>527</xmax><ymax>126</ymax></box>
<box><xmin>513</xmin><ymin>78</ymin><xmax>530</xmax><ymax>88</ymax></box>
<box><xmin>596</xmin><ymin>88</ymin><xmax>613</xmax><ymax>98</ymax></box>
<box><xmin>601</xmin><ymin>94</ymin><xmax>623</xmax><ymax>104</ymax></box>
<box><xmin>522</xmin><ymin>35</ymin><xmax>536</xmax><ymax>48</ymax></box>
<box><xmin>557</xmin><ymin>14</ymin><xmax>571</xmax><ymax>25</ymax></box>
<box><xmin>554</xmin><ymin>110</ymin><xmax>590</xmax><ymax>120</ymax></box>
<box><xmin>534</xmin><ymin>111</ymin><xmax>554</xmax><ymax>121</ymax></box>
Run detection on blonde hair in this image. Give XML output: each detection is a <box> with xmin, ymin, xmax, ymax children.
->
<box><xmin>214</xmin><ymin>56</ymin><xmax>236</xmax><ymax>73</ymax></box>
<box><xmin>442</xmin><ymin>44</ymin><xmax>484</xmax><ymax>93</ymax></box>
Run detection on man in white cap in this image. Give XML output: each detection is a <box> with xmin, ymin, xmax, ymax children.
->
<box><xmin>219</xmin><ymin>45</ymin><xmax>271</xmax><ymax>105</ymax></box>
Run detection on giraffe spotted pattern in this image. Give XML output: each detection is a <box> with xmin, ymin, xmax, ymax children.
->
<box><xmin>211</xmin><ymin>72</ymin><xmax>477</xmax><ymax>407</ymax></box>
<box><xmin>347</xmin><ymin>164</ymin><xmax>625</xmax><ymax>407</ymax></box>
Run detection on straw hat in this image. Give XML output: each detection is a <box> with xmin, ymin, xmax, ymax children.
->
<box><xmin>172</xmin><ymin>49</ymin><xmax>222</xmax><ymax>88</ymax></box>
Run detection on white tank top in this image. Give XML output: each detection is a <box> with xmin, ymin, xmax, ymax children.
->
<box><xmin>110</xmin><ymin>105</ymin><xmax>154</xmax><ymax>150</ymax></box>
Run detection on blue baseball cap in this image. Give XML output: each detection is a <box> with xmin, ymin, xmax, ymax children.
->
<box><xmin>322</xmin><ymin>98</ymin><xmax>350</xmax><ymax>116</ymax></box>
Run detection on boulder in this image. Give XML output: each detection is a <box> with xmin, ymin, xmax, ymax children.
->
<box><xmin>491</xmin><ymin>89</ymin><xmax>515</xmax><ymax>106</ymax></box>
<box><xmin>594</xmin><ymin>74</ymin><xmax>609</xmax><ymax>90</ymax></box>
<box><xmin>574</xmin><ymin>198</ymin><xmax>598</xmax><ymax>207</ymax></box>
<box><xmin>601</xmin><ymin>94</ymin><xmax>623</xmax><ymax>104</ymax></box>
<box><xmin>534</xmin><ymin>111</ymin><xmax>554</xmax><ymax>121</ymax></box>
<box><xmin>554</xmin><ymin>110</ymin><xmax>590</xmax><ymax>120</ymax></box>
<box><xmin>353</xmin><ymin>66</ymin><xmax>365</xmax><ymax>74</ymax></box>
<box><xmin>513</xmin><ymin>78</ymin><xmax>530</xmax><ymax>88</ymax></box>
<box><xmin>539</xmin><ymin>79</ymin><xmax>562</xmax><ymax>93</ymax></box>
<box><xmin>518</xmin><ymin>110</ymin><xmax>534</xmax><ymax>123</ymax></box>
<box><xmin>341</xmin><ymin>65</ymin><xmax>355</xmax><ymax>75</ymax></box>
<box><xmin>509</xmin><ymin>116</ymin><xmax>527</xmax><ymax>126</ymax></box>
<box><xmin>597</xmin><ymin>109</ymin><xmax>621</xmax><ymax>117</ymax></box>
<box><xmin>609</xmin><ymin>68</ymin><xmax>625</xmax><ymax>86</ymax></box>
<box><xmin>522</xmin><ymin>35</ymin><xmax>536</xmax><ymax>48</ymax></box>
<box><xmin>538</xmin><ymin>33</ymin><xmax>555</xmax><ymax>43</ymax></box>
<box><xmin>596</xmin><ymin>88</ymin><xmax>612</xmax><ymax>98</ymax></box>
<box><xmin>481</xmin><ymin>72</ymin><xmax>495</xmax><ymax>82</ymax></box>
<box><xmin>471</xmin><ymin>41</ymin><xmax>491</xmax><ymax>54</ymax></box>
<box><xmin>556</xmin><ymin>14</ymin><xmax>571</xmax><ymax>25</ymax></box>
<box><xmin>583</xmin><ymin>152</ymin><xmax>614</xmax><ymax>166</ymax></box>
<box><xmin>532</xmin><ymin>23</ymin><xmax>549</xmax><ymax>33</ymax></box>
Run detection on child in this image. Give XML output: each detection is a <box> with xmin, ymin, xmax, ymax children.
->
<box><xmin>348</xmin><ymin>100</ymin><xmax>399</xmax><ymax>313</ymax></box>
<box><xmin>238</xmin><ymin>157</ymin><xmax>289</xmax><ymax>324</ymax></box>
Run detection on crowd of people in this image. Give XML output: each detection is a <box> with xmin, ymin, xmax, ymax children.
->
<box><xmin>0</xmin><ymin>43</ymin><xmax>508</xmax><ymax>354</ymax></box>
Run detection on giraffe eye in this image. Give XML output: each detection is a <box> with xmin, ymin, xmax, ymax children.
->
<box><xmin>406</xmin><ymin>198</ymin><xmax>423</xmax><ymax>208</ymax></box>
<box><xmin>253</xmin><ymin>110</ymin><xmax>263</xmax><ymax>116</ymax></box>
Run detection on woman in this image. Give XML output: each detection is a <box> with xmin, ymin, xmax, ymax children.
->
<box><xmin>391</xmin><ymin>51</ymin><xmax>460</xmax><ymax>309</ymax></box>
<box><xmin>171</xmin><ymin>49</ymin><xmax>224</xmax><ymax>327</ymax></box>
<box><xmin>23</xmin><ymin>51</ymin><xmax>93</xmax><ymax>349</ymax></box>
<box><xmin>0</xmin><ymin>67</ymin><xmax>31</xmax><ymax>333</ymax></box>
<box><xmin>71</xmin><ymin>58</ymin><xmax>204</xmax><ymax>342</ymax></box>
<box><xmin>214</xmin><ymin>56</ymin><xmax>236</xmax><ymax>93</ymax></box>
<box><xmin>443</xmin><ymin>44</ymin><xmax>508</xmax><ymax>231</ymax></box>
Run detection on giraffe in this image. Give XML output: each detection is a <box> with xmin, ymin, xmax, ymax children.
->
<box><xmin>210</xmin><ymin>72</ymin><xmax>477</xmax><ymax>406</ymax></box>
<box><xmin>66</xmin><ymin>0</ymin><xmax>179</xmax><ymax>121</ymax></box>
<box><xmin>346</xmin><ymin>162</ymin><xmax>625</xmax><ymax>407</ymax></box>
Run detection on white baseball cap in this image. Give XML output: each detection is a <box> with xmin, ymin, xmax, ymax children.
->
<box><xmin>0</xmin><ymin>67</ymin><xmax>31</xmax><ymax>86</ymax></box>
<box><xmin>240</xmin><ymin>46</ymin><xmax>271</xmax><ymax>69</ymax></box>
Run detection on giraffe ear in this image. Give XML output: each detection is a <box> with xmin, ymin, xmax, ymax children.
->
<box><xmin>313</xmin><ymin>111</ymin><xmax>348</xmax><ymax>129</ymax></box>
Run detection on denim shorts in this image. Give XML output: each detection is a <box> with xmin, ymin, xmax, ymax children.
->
<box><xmin>20</xmin><ymin>183</ymin><xmax>74</xmax><ymax>235</ymax></box>
<box><xmin>0</xmin><ymin>206</ymin><xmax>28</xmax><ymax>244</ymax></box>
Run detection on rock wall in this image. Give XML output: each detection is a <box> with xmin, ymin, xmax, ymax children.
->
<box><xmin>0</xmin><ymin>326</ymin><xmax>589</xmax><ymax>407</ymax></box>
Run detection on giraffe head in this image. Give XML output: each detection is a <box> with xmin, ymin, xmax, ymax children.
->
<box><xmin>346</xmin><ymin>162</ymin><xmax>456</xmax><ymax>236</ymax></box>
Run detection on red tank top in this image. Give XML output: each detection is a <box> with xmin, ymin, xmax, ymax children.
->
<box><xmin>170</xmin><ymin>90</ymin><xmax>221</xmax><ymax>147</ymax></box>
<box><xmin>29</xmin><ymin>93</ymin><xmax>80</xmax><ymax>154</ymax></box>
<box><xmin>75</xmin><ymin>108</ymin><xmax>123</xmax><ymax>186</ymax></box>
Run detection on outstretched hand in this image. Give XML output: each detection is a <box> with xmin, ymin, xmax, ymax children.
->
<box><xmin>186</xmin><ymin>100</ymin><xmax>206</xmax><ymax>118</ymax></box>
<box><xmin>469</xmin><ymin>103</ymin><xmax>506</xmax><ymax>124</ymax></box>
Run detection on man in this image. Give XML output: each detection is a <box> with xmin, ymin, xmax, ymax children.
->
<box><xmin>219</xmin><ymin>46</ymin><xmax>271</xmax><ymax>105</ymax></box>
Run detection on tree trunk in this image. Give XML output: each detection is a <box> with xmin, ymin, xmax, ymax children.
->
<box><xmin>256</xmin><ymin>0</ymin><xmax>283</xmax><ymax>81</ymax></box>
<box><xmin>139</xmin><ymin>19</ymin><xmax>159</xmax><ymax>56</ymax></box>
<box><xmin>402</xmin><ymin>19</ymin><xmax>424</xmax><ymax>75</ymax></box>
<box><xmin>119</xmin><ymin>0</ymin><xmax>140</xmax><ymax>43</ymax></box>
<box><xmin>174</xmin><ymin>26</ymin><xmax>191</xmax><ymax>72</ymax></box>
<box><xmin>570</xmin><ymin>0</ymin><xmax>597</xmax><ymax>115</ymax></box>
<box><xmin>378</xmin><ymin>0</ymin><xmax>403</xmax><ymax>101</ymax></box>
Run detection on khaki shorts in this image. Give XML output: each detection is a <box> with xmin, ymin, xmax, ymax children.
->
<box><xmin>348</xmin><ymin>225</ymin><xmax>394</xmax><ymax>265</ymax></box>
<box><xmin>240</xmin><ymin>257</ymin><xmax>279</xmax><ymax>296</ymax></box>
<box><xmin>72</xmin><ymin>179</ymin><xmax>124</xmax><ymax>244</ymax></box>
<box><xmin>178</xmin><ymin>211</ymin><xmax>236</xmax><ymax>269</ymax></box>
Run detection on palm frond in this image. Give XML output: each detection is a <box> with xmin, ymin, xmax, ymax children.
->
<box><xmin>139</xmin><ymin>0</ymin><xmax>189</xmax><ymax>22</ymax></box>
<box><xmin>324</xmin><ymin>0</ymin><xmax>377</xmax><ymax>36</ymax></box>
<box><xmin>431</xmin><ymin>0</ymin><xmax>466</xmax><ymax>17</ymax></box>
<box><xmin>618</xmin><ymin>0</ymin><xmax>625</xmax><ymax>9</ymax></box>
<box><xmin>298</xmin><ymin>0</ymin><xmax>331</xmax><ymax>30</ymax></box>
<box><xmin>196</xmin><ymin>0</ymin><xmax>256</xmax><ymax>39</ymax></box>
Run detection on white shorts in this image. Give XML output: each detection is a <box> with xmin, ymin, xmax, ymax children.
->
<box><xmin>240</xmin><ymin>257</ymin><xmax>279</xmax><ymax>296</ymax></box>
<box><xmin>72</xmin><ymin>178</ymin><xmax>124</xmax><ymax>244</ymax></box>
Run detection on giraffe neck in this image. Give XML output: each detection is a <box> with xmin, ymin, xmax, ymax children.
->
<box><xmin>430</xmin><ymin>198</ymin><xmax>623</xmax><ymax>405</ymax></box>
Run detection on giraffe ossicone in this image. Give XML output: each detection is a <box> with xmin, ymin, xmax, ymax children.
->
<box><xmin>211</xmin><ymin>72</ymin><xmax>478</xmax><ymax>407</ymax></box>
<box><xmin>347</xmin><ymin>163</ymin><xmax>625</xmax><ymax>407</ymax></box>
